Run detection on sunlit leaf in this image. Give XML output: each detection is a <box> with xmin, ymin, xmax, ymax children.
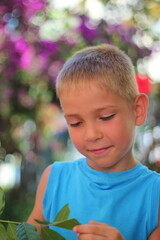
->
<box><xmin>0</xmin><ymin>188</ymin><xmax>5</xmax><ymax>215</ymax></box>
<box><xmin>54</xmin><ymin>204</ymin><xmax>70</xmax><ymax>222</ymax></box>
<box><xmin>0</xmin><ymin>223</ymin><xmax>7</xmax><ymax>240</ymax></box>
<box><xmin>16</xmin><ymin>222</ymin><xmax>41</xmax><ymax>240</ymax></box>
<box><xmin>7</xmin><ymin>223</ymin><xmax>18</xmax><ymax>240</ymax></box>
<box><xmin>51</xmin><ymin>218</ymin><xmax>81</xmax><ymax>230</ymax></box>
<box><xmin>41</xmin><ymin>227</ymin><xmax>65</xmax><ymax>240</ymax></box>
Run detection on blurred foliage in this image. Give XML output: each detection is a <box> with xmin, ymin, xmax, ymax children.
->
<box><xmin>0</xmin><ymin>0</ymin><xmax>160</xmax><ymax>221</ymax></box>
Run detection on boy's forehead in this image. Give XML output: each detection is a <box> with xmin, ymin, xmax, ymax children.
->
<box><xmin>61</xmin><ymin>98</ymin><xmax>128</xmax><ymax>118</ymax></box>
<box><xmin>59</xmin><ymin>81</ymin><xmax>111</xmax><ymax>97</ymax></box>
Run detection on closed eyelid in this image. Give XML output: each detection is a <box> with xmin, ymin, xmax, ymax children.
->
<box><xmin>65</xmin><ymin>116</ymin><xmax>82</xmax><ymax>126</ymax></box>
<box><xmin>100</xmin><ymin>114</ymin><xmax>115</xmax><ymax>119</ymax></box>
<box><xmin>69</xmin><ymin>122</ymin><xmax>82</xmax><ymax>127</ymax></box>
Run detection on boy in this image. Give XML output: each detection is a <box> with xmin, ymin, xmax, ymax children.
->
<box><xmin>28</xmin><ymin>44</ymin><xmax>160</xmax><ymax>240</ymax></box>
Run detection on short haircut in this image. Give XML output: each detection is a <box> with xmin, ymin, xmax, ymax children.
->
<box><xmin>56</xmin><ymin>44</ymin><xmax>139</xmax><ymax>101</ymax></box>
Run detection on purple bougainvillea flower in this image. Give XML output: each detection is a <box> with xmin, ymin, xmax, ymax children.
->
<box><xmin>77</xmin><ymin>15</ymin><xmax>98</xmax><ymax>43</ymax></box>
<box><xmin>39</xmin><ymin>41</ymin><xmax>58</xmax><ymax>57</ymax></box>
<box><xmin>14</xmin><ymin>0</ymin><xmax>46</xmax><ymax>19</ymax></box>
<box><xmin>6</xmin><ymin>36</ymin><xmax>34</xmax><ymax>70</ymax></box>
<box><xmin>20</xmin><ymin>45</ymin><xmax>34</xmax><ymax>70</ymax></box>
<box><xmin>38</xmin><ymin>41</ymin><xmax>59</xmax><ymax>70</ymax></box>
<box><xmin>23</xmin><ymin>0</ymin><xmax>46</xmax><ymax>19</ymax></box>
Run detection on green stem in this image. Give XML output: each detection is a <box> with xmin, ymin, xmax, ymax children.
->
<box><xmin>0</xmin><ymin>219</ymin><xmax>43</xmax><ymax>227</ymax></box>
<box><xmin>0</xmin><ymin>219</ymin><xmax>21</xmax><ymax>225</ymax></box>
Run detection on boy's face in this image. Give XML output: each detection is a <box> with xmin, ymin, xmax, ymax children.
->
<box><xmin>60</xmin><ymin>83</ymin><xmax>138</xmax><ymax>172</ymax></box>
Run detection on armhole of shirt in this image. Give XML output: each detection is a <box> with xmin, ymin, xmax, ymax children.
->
<box><xmin>42</xmin><ymin>162</ymin><xmax>55</xmax><ymax>220</ymax></box>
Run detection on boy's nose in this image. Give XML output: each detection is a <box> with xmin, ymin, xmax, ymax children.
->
<box><xmin>84</xmin><ymin>124</ymin><xmax>103</xmax><ymax>141</ymax></box>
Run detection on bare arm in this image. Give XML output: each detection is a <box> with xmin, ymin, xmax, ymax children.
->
<box><xmin>148</xmin><ymin>212</ymin><xmax>160</xmax><ymax>240</ymax></box>
<box><xmin>27</xmin><ymin>164</ymin><xmax>52</xmax><ymax>232</ymax></box>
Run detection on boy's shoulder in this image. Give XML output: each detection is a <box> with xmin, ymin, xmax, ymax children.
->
<box><xmin>143</xmin><ymin>165</ymin><xmax>160</xmax><ymax>189</ymax></box>
<box><xmin>153</xmin><ymin>169</ymin><xmax>160</xmax><ymax>183</ymax></box>
<box><xmin>142</xmin><ymin>163</ymin><xmax>160</xmax><ymax>178</ymax></box>
<box><xmin>50</xmin><ymin>158</ymin><xmax>84</xmax><ymax>171</ymax></box>
<box><xmin>44</xmin><ymin>159</ymin><xmax>84</xmax><ymax>187</ymax></box>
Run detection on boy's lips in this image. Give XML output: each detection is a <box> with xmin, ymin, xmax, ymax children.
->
<box><xmin>88</xmin><ymin>146</ymin><xmax>113</xmax><ymax>155</ymax></box>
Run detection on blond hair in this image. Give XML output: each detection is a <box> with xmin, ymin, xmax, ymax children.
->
<box><xmin>56</xmin><ymin>44</ymin><xmax>139</xmax><ymax>101</ymax></box>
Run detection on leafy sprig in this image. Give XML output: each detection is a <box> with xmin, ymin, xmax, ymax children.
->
<box><xmin>0</xmin><ymin>188</ymin><xmax>80</xmax><ymax>240</ymax></box>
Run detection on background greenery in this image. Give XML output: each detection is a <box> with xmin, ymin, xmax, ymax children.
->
<box><xmin>0</xmin><ymin>0</ymin><xmax>160</xmax><ymax>222</ymax></box>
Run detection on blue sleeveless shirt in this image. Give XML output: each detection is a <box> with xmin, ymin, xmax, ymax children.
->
<box><xmin>43</xmin><ymin>158</ymin><xmax>160</xmax><ymax>240</ymax></box>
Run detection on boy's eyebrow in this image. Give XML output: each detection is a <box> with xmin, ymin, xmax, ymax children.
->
<box><xmin>64</xmin><ymin>114</ymin><xmax>80</xmax><ymax>118</ymax></box>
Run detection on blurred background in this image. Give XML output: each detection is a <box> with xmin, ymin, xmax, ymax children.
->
<box><xmin>0</xmin><ymin>0</ymin><xmax>160</xmax><ymax>222</ymax></box>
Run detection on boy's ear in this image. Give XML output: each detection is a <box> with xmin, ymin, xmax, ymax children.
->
<box><xmin>134</xmin><ymin>93</ymin><xmax>148</xmax><ymax>126</ymax></box>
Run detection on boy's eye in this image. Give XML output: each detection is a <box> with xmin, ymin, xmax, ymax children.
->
<box><xmin>69</xmin><ymin>122</ymin><xmax>81</xmax><ymax>127</ymax></box>
<box><xmin>100</xmin><ymin>114</ymin><xmax>115</xmax><ymax>121</ymax></box>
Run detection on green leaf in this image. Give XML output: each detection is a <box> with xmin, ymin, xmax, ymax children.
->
<box><xmin>7</xmin><ymin>223</ymin><xmax>18</xmax><ymax>240</ymax></box>
<box><xmin>54</xmin><ymin>204</ymin><xmax>70</xmax><ymax>222</ymax></box>
<box><xmin>0</xmin><ymin>223</ymin><xmax>7</xmax><ymax>240</ymax></box>
<box><xmin>35</xmin><ymin>204</ymin><xmax>71</xmax><ymax>227</ymax></box>
<box><xmin>0</xmin><ymin>187</ymin><xmax>5</xmax><ymax>215</ymax></box>
<box><xmin>34</xmin><ymin>219</ymin><xmax>50</xmax><ymax>225</ymax></box>
<box><xmin>51</xmin><ymin>218</ymin><xmax>81</xmax><ymax>230</ymax></box>
<box><xmin>16</xmin><ymin>222</ymin><xmax>41</xmax><ymax>240</ymax></box>
<box><xmin>41</xmin><ymin>227</ymin><xmax>65</xmax><ymax>240</ymax></box>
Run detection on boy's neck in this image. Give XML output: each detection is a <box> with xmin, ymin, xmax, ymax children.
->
<box><xmin>87</xmin><ymin>157</ymin><xmax>138</xmax><ymax>173</ymax></box>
